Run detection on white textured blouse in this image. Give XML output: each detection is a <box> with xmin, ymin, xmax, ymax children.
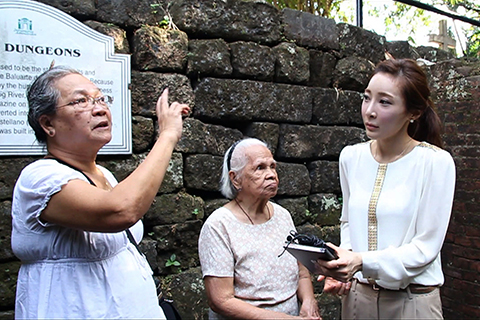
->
<box><xmin>198</xmin><ymin>202</ymin><xmax>299</xmax><ymax>318</ymax></box>
<box><xmin>339</xmin><ymin>141</ymin><xmax>456</xmax><ymax>290</ymax></box>
<box><xmin>11</xmin><ymin>159</ymin><xmax>164</xmax><ymax>319</ymax></box>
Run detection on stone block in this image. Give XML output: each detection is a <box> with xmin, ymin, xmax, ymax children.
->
<box><xmin>277</xmin><ymin>124</ymin><xmax>367</xmax><ymax>160</ymax></box>
<box><xmin>308</xmin><ymin>160</ymin><xmax>340</xmax><ymax>194</ymax></box>
<box><xmin>282</xmin><ymin>8</ymin><xmax>339</xmax><ymax>50</ymax></box>
<box><xmin>230</xmin><ymin>41</ymin><xmax>275</xmax><ymax>81</ymax></box>
<box><xmin>98</xmin><ymin>152</ymin><xmax>183</xmax><ymax>194</ymax></box>
<box><xmin>184</xmin><ymin>154</ymin><xmax>223</xmax><ymax>192</ymax></box>
<box><xmin>0</xmin><ymin>261</ymin><xmax>20</xmax><ymax>309</ymax></box>
<box><xmin>97</xmin><ymin>0</ymin><xmax>168</xmax><ymax>28</ymax></box>
<box><xmin>333</xmin><ymin>56</ymin><xmax>375</xmax><ymax>92</ymax></box>
<box><xmin>337</xmin><ymin>23</ymin><xmax>386</xmax><ymax>64</ymax></box>
<box><xmin>244</xmin><ymin>122</ymin><xmax>280</xmax><ymax>154</ymax></box>
<box><xmin>273</xmin><ymin>42</ymin><xmax>310</xmax><ymax>84</ymax></box>
<box><xmin>0</xmin><ymin>157</ymin><xmax>37</xmax><ymax>200</ymax></box>
<box><xmin>0</xmin><ymin>201</ymin><xmax>14</xmax><ymax>261</ymax></box>
<box><xmin>308</xmin><ymin>193</ymin><xmax>342</xmax><ymax>226</ymax></box>
<box><xmin>194</xmin><ymin>78</ymin><xmax>312</xmax><ymax>123</ymax></box>
<box><xmin>187</xmin><ymin>39</ymin><xmax>232</xmax><ymax>77</ymax></box>
<box><xmin>317</xmin><ymin>292</ymin><xmax>341</xmax><ymax>319</ymax></box>
<box><xmin>133</xmin><ymin>26</ymin><xmax>188</xmax><ymax>72</ymax></box>
<box><xmin>144</xmin><ymin>191</ymin><xmax>204</xmax><ymax>227</ymax></box>
<box><xmin>166</xmin><ymin>267</ymin><xmax>209</xmax><ymax>319</ymax></box>
<box><xmin>38</xmin><ymin>0</ymin><xmax>96</xmax><ymax>18</ymax></box>
<box><xmin>276</xmin><ymin>162</ymin><xmax>311</xmax><ymax>196</ymax></box>
<box><xmin>204</xmin><ymin>198</ymin><xmax>230</xmax><ymax>218</ymax></box>
<box><xmin>312</xmin><ymin>88</ymin><xmax>363</xmax><ymax>125</ymax></box>
<box><xmin>83</xmin><ymin>20</ymin><xmax>130</xmax><ymax>54</ymax></box>
<box><xmin>169</xmin><ymin>0</ymin><xmax>282</xmax><ymax>44</ymax></box>
<box><xmin>132</xmin><ymin>116</ymin><xmax>154</xmax><ymax>153</ymax></box>
<box><xmin>138</xmin><ymin>238</ymin><xmax>158</xmax><ymax>273</ymax></box>
<box><xmin>386</xmin><ymin>41</ymin><xmax>420</xmax><ymax>60</ymax></box>
<box><xmin>295</xmin><ymin>224</ymin><xmax>340</xmax><ymax>246</ymax></box>
<box><xmin>131</xmin><ymin>71</ymin><xmax>193</xmax><ymax>117</ymax></box>
<box><xmin>275</xmin><ymin>197</ymin><xmax>309</xmax><ymax>226</ymax></box>
<box><xmin>176</xmin><ymin>118</ymin><xmax>243</xmax><ymax>156</ymax></box>
<box><xmin>415</xmin><ymin>45</ymin><xmax>455</xmax><ymax>63</ymax></box>
<box><xmin>309</xmin><ymin>50</ymin><xmax>337</xmax><ymax>88</ymax></box>
<box><xmin>152</xmin><ymin>220</ymin><xmax>203</xmax><ymax>274</ymax></box>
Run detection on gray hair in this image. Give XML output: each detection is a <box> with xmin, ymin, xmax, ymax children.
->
<box><xmin>219</xmin><ymin>138</ymin><xmax>268</xmax><ymax>199</ymax></box>
<box><xmin>27</xmin><ymin>66</ymin><xmax>82</xmax><ymax>143</ymax></box>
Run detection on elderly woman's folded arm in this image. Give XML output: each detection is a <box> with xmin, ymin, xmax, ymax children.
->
<box><xmin>205</xmin><ymin>276</ymin><xmax>303</xmax><ymax>320</ymax></box>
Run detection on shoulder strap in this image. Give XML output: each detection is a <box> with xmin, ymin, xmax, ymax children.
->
<box><xmin>48</xmin><ymin>158</ymin><xmax>142</xmax><ymax>255</ymax></box>
<box><xmin>125</xmin><ymin>228</ymin><xmax>143</xmax><ymax>255</ymax></box>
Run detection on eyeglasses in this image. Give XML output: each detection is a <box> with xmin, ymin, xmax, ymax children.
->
<box><xmin>57</xmin><ymin>95</ymin><xmax>114</xmax><ymax>110</ymax></box>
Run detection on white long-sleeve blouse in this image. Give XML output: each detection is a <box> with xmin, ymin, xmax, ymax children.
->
<box><xmin>339</xmin><ymin>141</ymin><xmax>456</xmax><ymax>290</ymax></box>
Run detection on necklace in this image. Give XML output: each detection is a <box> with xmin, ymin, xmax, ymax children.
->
<box><xmin>374</xmin><ymin>139</ymin><xmax>413</xmax><ymax>163</ymax></box>
<box><xmin>234</xmin><ymin>198</ymin><xmax>271</xmax><ymax>225</ymax></box>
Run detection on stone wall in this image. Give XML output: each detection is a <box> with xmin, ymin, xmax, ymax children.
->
<box><xmin>0</xmin><ymin>0</ymin><xmax>478</xmax><ymax>319</ymax></box>
<box><xmin>429</xmin><ymin>60</ymin><xmax>480</xmax><ymax>319</ymax></box>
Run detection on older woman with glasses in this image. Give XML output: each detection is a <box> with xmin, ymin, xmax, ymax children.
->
<box><xmin>198</xmin><ymin>138</ymin><xmax>321</xmax><ymax>319</ymax></box>
<box><xmin>11</xmin><ymin>66</ymin><xmax>189</xmax><ymax>319</ymax></box>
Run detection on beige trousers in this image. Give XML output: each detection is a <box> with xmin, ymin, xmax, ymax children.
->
<box><xmin>341</xmin><ymin>280</ymin><xmax>443</xmax><ymax>320</ymax></box>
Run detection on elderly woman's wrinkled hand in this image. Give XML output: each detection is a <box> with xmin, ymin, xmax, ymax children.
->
<box><xmin>298</xmin><ymin>298</ymin><xmax>322</xmax><ymax>319</ymax></box>
<box><xmin>156</xmin><ymin>88</ymin><xmax>190</xmax><ymax>142</ymax></box>
<box><xmin>314</xmin><ymin>243</ymin><xmax>362</xmax><ymax>283</ymax></box>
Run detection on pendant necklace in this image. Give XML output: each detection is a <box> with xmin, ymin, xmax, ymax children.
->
<box><xmin>374</xmin><ymin>139</ymin><xmax>413</xmax><ymax>163</ymax></box>
<box><xmin>234</xmin><ymin>198</ymin><xmax>271</xmax><ymax>225</ymax></box>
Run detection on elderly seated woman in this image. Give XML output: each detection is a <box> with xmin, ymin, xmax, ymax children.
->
<box><xmin>198</xmin><ymin>138</ymin><xmax>321</xmax><ymax>319</ymax></box>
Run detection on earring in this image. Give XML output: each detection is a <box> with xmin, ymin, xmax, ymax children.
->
<box><xmin>410</xmin><ymin>119</ymin><xmax>414</xmax><ymax>123</ymax></box>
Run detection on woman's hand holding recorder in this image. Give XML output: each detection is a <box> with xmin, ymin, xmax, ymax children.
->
<box><xmin>315</xmin><ymin>244</ymin><xmax>363</xmax><ymax>283</ymax></box>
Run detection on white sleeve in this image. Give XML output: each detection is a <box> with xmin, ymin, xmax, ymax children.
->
<box><xmin>13</xmin><ymin>160</ymin><xmax>89</xmax><ymax>230</ymax></box>
<box><xmin>361</xmin><ymin>150</ymin><xmax>456</xmax><ymax>288</ymax></box>
<box><xmin>339</xmin><ymin>147</ymin><xmax>352</xmax><ymax>250</ymax></box>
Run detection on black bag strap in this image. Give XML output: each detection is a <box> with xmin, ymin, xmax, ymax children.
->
<box><xmin>47</xmin><ymin>157</ymin><xmax>139</xmax><ymax>253</ymax></box>
<box><xmin>125</xmin><ymin>228</ymin><xmax>143</xmax><ymax>255</ymax></box>
<box><xmin>48</xmin><ymin>157</ymin><xmax>97</xmax><ymax>186</ymax></box>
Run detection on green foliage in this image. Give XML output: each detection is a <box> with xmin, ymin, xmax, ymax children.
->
<box><xmin>465</xmin><ymin>26</ymin><xmax>480</xmax><ymax>57</ymax></box>
<box><xmin>165</xmin><ymin>254</ymin><xmax>181</xmax><ymax>267</ymax></box>
<box><xmin>266</xmin><ymin>0</ymin><xmax>479</xmax><ymax>56</ymax></box>
<box><xmin>150</xmin><ymin>3</ymin><xmax>161</xmax><ymax>14</ymax></box>
<box><xmin>158</xmin><ymin>15</ymin><xmax>171</xmax><ymax>28</ymax></box>
<box><xmin>380</xmin><ymin>0</ymin><xmax>479</xmax><ymax>57</ymax></box>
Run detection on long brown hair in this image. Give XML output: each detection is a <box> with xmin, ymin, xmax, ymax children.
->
<box><xmin>372</xmin><ymin>59</ymin><xmax>444</xmax><ymax>148</ymax></box>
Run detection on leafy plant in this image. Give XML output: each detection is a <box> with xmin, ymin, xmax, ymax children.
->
<box><xmin>150</xmin><ymin>3</ymin><xmax>161</xmax><ymax>14</ymax></box>
<box><xmin>165</xmin><ymin>254</ymin><xmax>181</xmax><ymax>267</ymax></box>
<box><xmin>159</xmin><ymin>15</ymin><xmax>171</xmax><ymax>28</ymax></box>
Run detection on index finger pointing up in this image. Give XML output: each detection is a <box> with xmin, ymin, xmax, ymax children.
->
<box><xmin>156</xmin><ymin>88</ymin><xmax>169</xmax><ymax>115</ymax></box>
